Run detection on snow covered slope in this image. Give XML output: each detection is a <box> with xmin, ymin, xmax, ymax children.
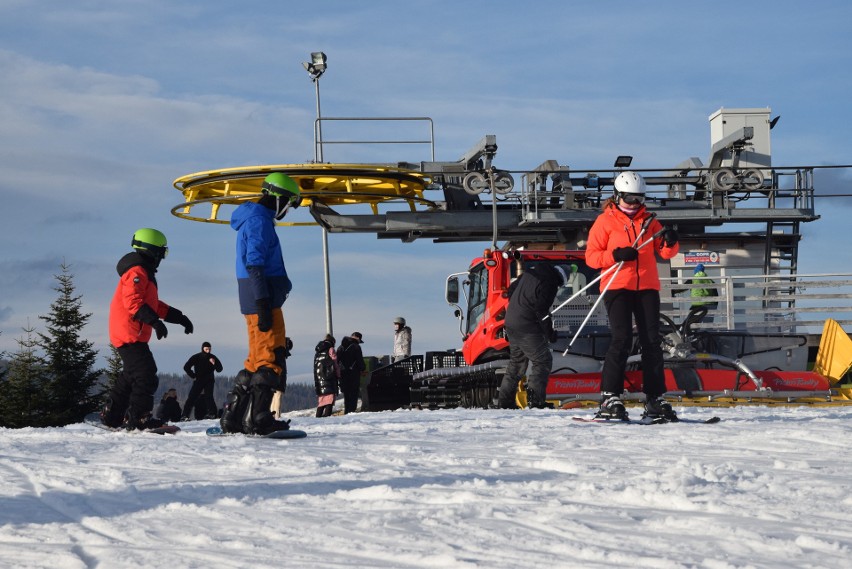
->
<box><xmin>2</xmin><ymin>406</ymin><xmax>850</xmax><ymax>568</ymax></box>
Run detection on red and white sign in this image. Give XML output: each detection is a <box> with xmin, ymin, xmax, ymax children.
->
<box><xmin>683</xmin><ymin>250</ymin><xmax>719</xmax><ymax>265</ymax></box>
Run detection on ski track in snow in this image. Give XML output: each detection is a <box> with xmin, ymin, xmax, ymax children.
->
<box><xmin>1</xmin><ymin>406</ymin><xmax>851</xmax><ymax>568</ymax></box>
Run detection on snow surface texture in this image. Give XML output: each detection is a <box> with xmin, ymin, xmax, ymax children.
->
<box><xmin>1</xmin><ymin>405</ymin><xmax>851</xmax><ymax>569</ymax></box>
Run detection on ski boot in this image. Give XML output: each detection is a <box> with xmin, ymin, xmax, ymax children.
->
<box><xmin>220</xmin><ymin>369</ymin><xmax>251</xmax><ymax>433</ymax></box>
<box><xmin>100</xmin><ymin>397</ymin><xmax>126</xmax><ymax>428</ymax></box>
<box><xmin>595</xmin><ymin>392</ymin><xmax>629</xmax><ymax>421</ymax></box>
<box><xmin>125</xmin><ymin>408</ymin><xmax>165</xmax><ymax>431</ymax></box>
<box><xmin>643</xmin><ymin>396</ymin><xmax>678</xmax><ymax>422</ymax></box>
<box><xmin>242</xmin><ymin>368</ymin><xmax>291</xmax><ymax>435</ymax></box>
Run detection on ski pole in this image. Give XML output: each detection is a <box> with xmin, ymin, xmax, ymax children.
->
<box><xmin>545</xmin><ymin>263</ymin><xmax>620</xmax><ymax>318</ymax></box>
<box><xmin>564</xmin><ymin>225</ymin><xmax>663</xmax><ymax>352</ymax></box>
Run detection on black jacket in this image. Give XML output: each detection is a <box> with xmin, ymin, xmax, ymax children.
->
<box><xmin>314</xmin><ymin>340</ymin><xmax>339</xmax><ymax>396</ymax></box>
<box><xmin>338</xmin><ymin>337</ymin><xmax>366</xmax><ymax>376</ymax></box>
<box><xmin>155</xmin><ymin>396</ymin><xmax>182</xmax><ymax>422</ymax></box>
<box><xmin>183</xmin><ymin>351</ymin><xmax>223</xmax><ymax>382</ymax></box>
<box><xmin>504</xmin><ymin>263</ymin><xmax>560</xmax><ymax>337</ymax></box>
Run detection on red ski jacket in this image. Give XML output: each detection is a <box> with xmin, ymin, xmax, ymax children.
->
<box><xmin>585</xmin><ymin>203</ymin><xmax>678</xmax><ymax>291</ymax></box>
<box><xmin>109</xmin><ymin>252</ymin><xmax>171</xmax><ymax>347</ymax></box>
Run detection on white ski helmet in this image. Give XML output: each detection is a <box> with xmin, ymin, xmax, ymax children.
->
<box><xmin>613</xmin><ymin>171</ymin><xmax>647</xmax><ymax>196</ymax></box>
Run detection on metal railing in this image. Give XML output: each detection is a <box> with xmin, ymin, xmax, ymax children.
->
<box><xmin>314</xmin><ymin>117</ymin><xmax>435</xmax><ymax>163</ymax></box>
<box><xmin>661</xmin><ymin>272</ymin><xmax>852</xmax><ymax>334</ymax></box>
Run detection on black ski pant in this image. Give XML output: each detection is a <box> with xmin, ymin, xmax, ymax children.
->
<box><xmin>182</xmin><ymin>377</ymin><xmax>216</xmax><ymax>419</ymax></box>
<box><xmin>499</xmin><ymin>329</ymin><xmax>553</xmax><ymax>408</ymax></box>
<box><xmin>601</xmin><ymin>289</ymin><xmax>666</xmax><ymax>398</ymax></box>
<box><xmin>105</xmin><ymin>342</ymin><xmax>159</xmax><ymax>426</ymax></box>
<box><xmin>340</xmin><ymin>371</ymin><xmax>360</xmax><ymax>414</ymax></box>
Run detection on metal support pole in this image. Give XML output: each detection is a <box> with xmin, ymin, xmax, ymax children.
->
<box><xmin>313</xmin><ymin>74</ymin><xmax>333</xmax><ymax>336</ymax></box>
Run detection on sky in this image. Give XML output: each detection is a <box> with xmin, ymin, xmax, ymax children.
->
<box><xmin>1</xmin><ymin>0</ymin><xmax>851</xmax><ymax>381</ymax></box>
<box><xmin>2</xmin><ymin>405</ymin><xmax>852</xmax><ymax>568</ymax></box>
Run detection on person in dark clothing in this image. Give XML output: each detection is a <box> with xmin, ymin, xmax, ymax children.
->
<box><xmin>101</xmin><ymin>228</ymin><xmax>194</xmax><ymax>430</ymax></box>
<box><xmin>155</xmin><ymin>388</ymin><xmax>182</xmax><ymax>422</ymax></box>
<box><xmin>314</xmin><ymin>334</ymin><xmax>340</xmax><ymax>417</ymax></box>
<box><xmin>338</xmin><ymin>332</ymin><xmax>366</xmax><ymax>414</ymax></box>
<box><xmin>181</xmin><ymin>341</ymin><xmax>223</xmax><ymax>420</ymax></box>
<box><xmin>497</xmin><ymin>263</ymin><xmax>571</xmax><ymax>409</ymax></box>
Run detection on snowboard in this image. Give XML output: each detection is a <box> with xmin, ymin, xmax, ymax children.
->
<box><xmin>83</xmin><ymin>412</ymin><xmax>181</xmax><ymax>434</ymax></box>
<box><xmin>206</xmin><ymin>426</ymin><xmax>308</xmax><ymax>439</ymax></box>
<box><xmin>572</xmin><ymin>415</ymin><xmax>721</xmax><ymax>425</ymax></box>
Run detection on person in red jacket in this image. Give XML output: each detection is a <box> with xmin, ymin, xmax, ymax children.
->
<box><xmin>585</xmin><ymin>172</ymin><xmax>679</xmax><ymax>421</ymax></box>
<box><xmin>102</xmin><ymin>228</ymin><xmax>194</xmax><ymax>430</ymax></box>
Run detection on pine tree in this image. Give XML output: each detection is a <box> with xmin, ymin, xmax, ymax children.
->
<box><xmin>37</xmin><ymin>262</ymin><xmax>102</xmax><ymax>426</ymax></box>
<box><xmin>0</xmin><ymin>325</ymin><xmax>50</xmax><ymax>428</ymax></box>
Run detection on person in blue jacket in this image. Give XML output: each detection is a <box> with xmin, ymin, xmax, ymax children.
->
<box><xmin>220</xmin><ymin>173</ymin><xmax>301</xmax><ymax>435</ymax></box>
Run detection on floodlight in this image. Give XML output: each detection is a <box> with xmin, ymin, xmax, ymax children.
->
<box><xmin>614</xmin><ymin>155</ymin><xmax>633</xmax><ymax>168</ymax></box>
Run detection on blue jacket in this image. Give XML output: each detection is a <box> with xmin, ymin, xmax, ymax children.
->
<box><xmin>230</xmin><ymin>201</ymin><xmax>292</xmax><ymax>314</ymax></box>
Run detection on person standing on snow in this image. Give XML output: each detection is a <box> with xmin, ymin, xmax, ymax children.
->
<box><xmin>101</xmin><ymin>228</ymin><xmax>194</xmax><ymax>430</ymax></box>
<box><xmin>392</xmin><ymin>317</ymin><xmax>412</xmax><ymax>362</ymax></box>
<box><xmin>497</xmin><ymin>263</ymin><xmax>571</xmax><ymax>409</ymax></box>
<box><xmin>338</xmin><ymin>332</ymin><xmax>366</xmax><ymax>414</ymax></box>
<box><xmin>181</xmin><ymin>341</ymin><xmax>223</xmax><ymax>420</ymax></box>
<box><xmin>585</xmin><ymin>171</ymin><xmax>680</xmax><ymax>421</ymax></box>
<box><xmin>220</xmin><ymin>173</ymin><xmax>300</xmax><ymax>435</ymax></box>
<box><xmin>314</xmin><ymin>334</ymin><xmax>340</xmax><ymax>417</ymax></box>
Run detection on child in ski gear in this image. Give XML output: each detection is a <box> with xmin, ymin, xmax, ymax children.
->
<box><xmin>102</xmin><ymin>228</ymin><xmax>194</xmax><ymax>430</ymax></box>
<box><xmin>392</xmin><ymin>317</ymin><xmax>412</xmax><ymax>361</ymax></box>
<box><xmin>585</xmin><ymin>172</ymin><xmax>679</xmax><ymax>421</ymax></box>
<box><xmin>221</xmin><ymin>173</ymin><xmax>300</xmax><ymax>435</ymax></box>
<box><xmin>155</xmin><ymin>388</ymin><xmax>182</xmax><ymax>422</ymax></box>
<box><xmin>181</xmin><ymin>341</ymin><xmax>223</xmax><ymax>420</ymax></box>
<box><xmin>338</xmin><ymin>332</ymin><xmax>366</xmax><ymax>414</ymax></box>
<box><xmin>497</xmin><ymin>263</ymin><xmax>571</xmax><ymax>409</ymax></box>
<box><xmin>314</xmin><ymin>334</ymin><xmax>340</xmax><ymax>417</ymax></box>
<box><xmin>686</xmin><ymin>263</ymin><xmax>718</xmax><ymax>323</ymax></box>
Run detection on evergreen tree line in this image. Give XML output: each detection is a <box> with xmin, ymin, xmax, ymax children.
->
<box><xmin>0</xmin><ymin>263</ymin><xmax>316</xmax><ymax>429</ymax></box>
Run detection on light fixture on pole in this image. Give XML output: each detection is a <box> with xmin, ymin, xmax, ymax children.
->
<box><xmin>302</xmin><ymin>51</ymin><xmax>333</xmax><ymax>336</ymax></box>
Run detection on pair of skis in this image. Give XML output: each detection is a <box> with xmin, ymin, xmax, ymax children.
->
<box><xmin>572</xmin><ymin>415</ymin><xmax>721</xmax><ymax>425</ymax></box>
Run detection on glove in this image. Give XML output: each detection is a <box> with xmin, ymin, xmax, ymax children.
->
<box><xmin>256</xmin><ymin>298</ymin><xmax>272</xmax><ymax>332</ymax></box>
<box><xmin>662</xmin><ymin>228</ymin><xmax>679</xmax><ymax>247</ymax></box>
<box><xmin>284</xmin><ymin>337</ymin><xmax>294</xmax><ymax>358</ymax></box>
<box><xmin>612</xmin><ymin>247</ymin><xmax>639</xmax><ymax>262</ymax></box>
<box><xmin>177</xmin><ymin>314</ymin><xmax>193</xmax><ymax>334</ymax></box>
<box><xmin>152</xmin><ymin>319</ymin><xmax>168</xmax><ymax>340</ymax></box>
<box><xmin>164</xmin><ymin>306</ymin><xmax>193</xmax><ymax>334</ymax></box>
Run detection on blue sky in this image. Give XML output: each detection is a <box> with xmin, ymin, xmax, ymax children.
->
<box><xmin>1</xmin><ymin>0</ymin><xmax>851</xmax><ymax>382</ymax></box>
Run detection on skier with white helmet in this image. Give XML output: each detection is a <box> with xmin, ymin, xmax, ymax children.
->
<box><xmin>585</xmin><ymin>171</ymin><xmax>680</xmax><ymax>421</ymax></box>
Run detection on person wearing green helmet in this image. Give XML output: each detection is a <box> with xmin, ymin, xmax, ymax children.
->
<box><xmin>220</xmin><ymin>173</ymin><xmax>300</xmax><ymax>435</ymax></box>
<box><xmin>102</xmin><ymin>228</ymin><xmax>194</xmax><ymax>430</ymax></box>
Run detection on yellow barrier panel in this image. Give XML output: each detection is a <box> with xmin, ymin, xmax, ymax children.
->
<box><xmin>813</xmin><ymin>318</ymin><xmax>852</xmax><ymax>385</ymax></box>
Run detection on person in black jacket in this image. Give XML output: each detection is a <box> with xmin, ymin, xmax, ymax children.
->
<box><xmin>181</xmin><ymin>341</ymin><xmax>223</xmax><ymax>420</ymax></box>
<box><xmin>314</xmin><ymin>335</ymin><xmax>340</xmax><ymax>418</ymax></box>
<box><xmin>497</xmin><ymin>263</ymin><xmax>571</xmax><ymax>409</ymax></box>
<box><xmin>338</xmin><ymin>332</ymin><xmax>366</xmax><ymax>414</ymax></box>
<box><xmin>155</xmin><ymin>388</ymin><xmax>182</xmax><ymax>422</ymax></box>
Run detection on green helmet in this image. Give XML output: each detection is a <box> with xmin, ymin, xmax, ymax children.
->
<box><xmin>261</xmin><ymin>173</ymin><xmax>301</xmax><ymax>219</ymax></box>
<box><xmin>262</xmin><ymin>173</ymin><xmax>300</xmax><ymax>201</ymax></box>
<box><xmin>131</xmin><ymin>228</ymin><xmax>168</xmax><ymax>260</ymax></box>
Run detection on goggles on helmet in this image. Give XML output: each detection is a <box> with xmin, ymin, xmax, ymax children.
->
<box><xmin>131</xmin><ymin>239</ymin><xmax>168</xmax><ymax>260</ymax></box>
<box><xmin>617</xmin><ymin>191</ymin><xmax>645</xmax><ymax>205</ymax></box>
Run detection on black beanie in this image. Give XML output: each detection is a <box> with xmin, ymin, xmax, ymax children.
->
<box><xmin>202</xmin><ymin>341</ymin><xmax>211</xmax><ymax>349</ymax></box>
